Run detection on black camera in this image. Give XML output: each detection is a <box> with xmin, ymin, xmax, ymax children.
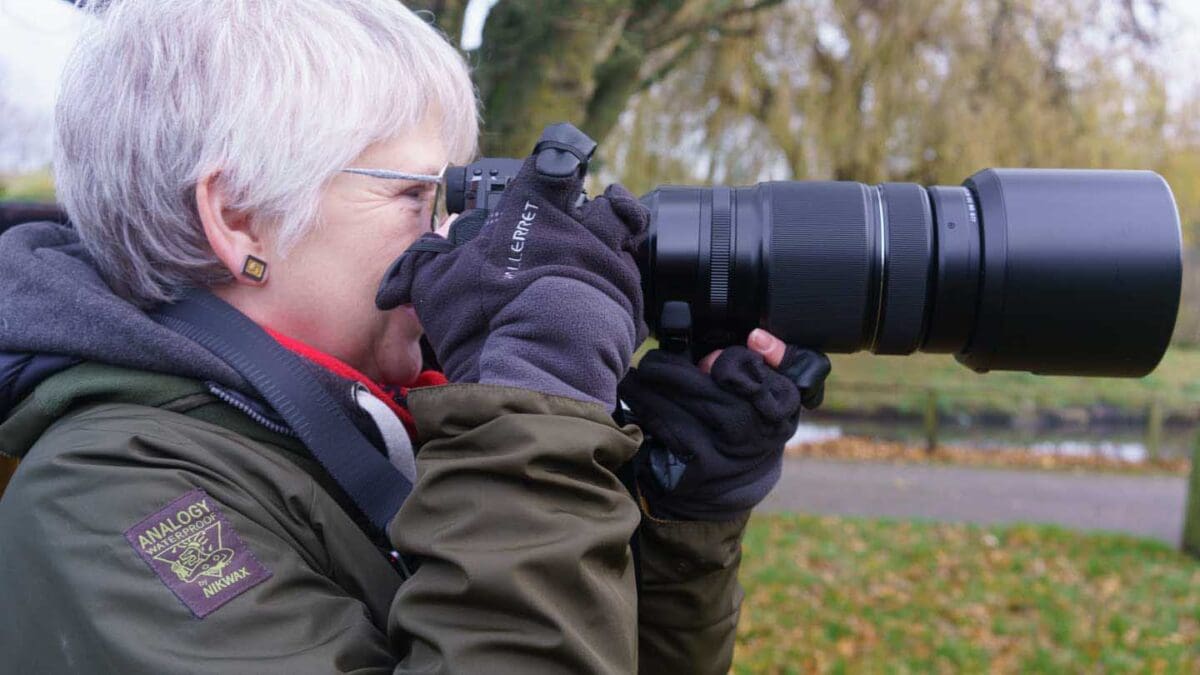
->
<box><xmin>443</xmin><ymin>124</ymin><xmax>1182</xmax><ymax>377</ymax></box>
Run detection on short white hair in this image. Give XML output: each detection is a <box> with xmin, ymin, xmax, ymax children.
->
<box><xmin>55</xmin><ymin>0</ymin><xmax>479</xmax><ymax>307</ymax></box>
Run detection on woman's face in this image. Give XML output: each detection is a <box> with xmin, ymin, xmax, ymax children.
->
<box><xmin>256</xmin><ymin>116</ymin><xmax>449</xmax><ymax>385</ymax></box>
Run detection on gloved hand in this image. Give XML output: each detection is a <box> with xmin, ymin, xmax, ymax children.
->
<box><xmin>618</xmin><ymin>330</ymin><xmax>831</xmax><ymax>521</ymax></box>
<box><xmin>377</xmin><ymin>124</ymin><xmax>648</xmax><ymax>409</ymax></box>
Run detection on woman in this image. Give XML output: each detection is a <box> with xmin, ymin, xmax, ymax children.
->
<box><xmin>0</xmin><ymin>1</ymin><xmax>827</xmax><ymax>672</ymax></box>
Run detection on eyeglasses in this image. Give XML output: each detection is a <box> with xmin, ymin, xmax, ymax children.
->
<box><xmin>340</xmin><ymin>166</ymin><xmax>447</xmax><ymax>231</ymax></box>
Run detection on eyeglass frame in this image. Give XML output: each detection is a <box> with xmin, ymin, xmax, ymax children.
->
<box><xmin>340</xmin><ymin>166</ymin><xmax>447</xmax><ymax>232</ymax></box>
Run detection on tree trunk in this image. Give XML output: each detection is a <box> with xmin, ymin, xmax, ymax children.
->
<box><xmin>472</xmin><ymin>1</ymin><xmax>634</xmax><ymax>155</ymax></box>
<box><xmin>410</xmin><ymin>0</ymin><xmax>781</xmax><ymax>156</ymax></box>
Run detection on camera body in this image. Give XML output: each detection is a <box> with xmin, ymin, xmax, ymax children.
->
<box><xmin>444</xmin><ymin>158</ymin><xmax>525</xmax><ymax>216</ymax></box>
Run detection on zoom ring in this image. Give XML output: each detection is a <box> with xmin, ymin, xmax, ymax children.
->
<box><xmin>766</xmin><ymin>182</ymin><xmax>872</xmax><ymax>351</ymax></box>
<box><xmin>874</xmin><ymin>183</ymin><xmax>933</xmax><ymax>354</ymax></box>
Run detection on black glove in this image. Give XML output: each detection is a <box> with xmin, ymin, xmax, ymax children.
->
<box><xmin>618</xmin><ymin>345</ymin><xmax>831</xmax><ymax>521</ymax></box>
<box><xmin>377</xmin><ymin>125</ymin><xmax>649</xmax><ymax>409</ymax></box>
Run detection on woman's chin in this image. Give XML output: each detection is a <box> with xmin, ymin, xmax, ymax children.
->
<box><xmin>371</xmin><ymin>307</ymin><xmax>427</xmax><ymax>385</ymax></box>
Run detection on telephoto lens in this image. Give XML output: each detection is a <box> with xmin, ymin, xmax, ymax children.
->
<box><xmin>441</xmin><ymin>123</ymin><xmax>1182</xmax><ymax>378</ymax></box>
<box><xmin>640</xmin><ymin>170</ymin><xmax>1182</xmax><ymax>377</ymax></box>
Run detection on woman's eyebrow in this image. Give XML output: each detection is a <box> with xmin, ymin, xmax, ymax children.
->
<box><xmin>341</xmin><ymin>167</ymin><xmax>444</xmax><ymax>183</ymax></box>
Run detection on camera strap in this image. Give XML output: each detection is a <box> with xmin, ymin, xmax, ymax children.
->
<box><xmin>153</xmin><ymin>290</ymin><xmax>411</xmax><ymax>535</ymax></box>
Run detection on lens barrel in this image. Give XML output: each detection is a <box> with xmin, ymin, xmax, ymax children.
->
<box><xmin>641</xmin><ymin>169</ymin><xmax>1182</xmax><ymax>377</ymax></box>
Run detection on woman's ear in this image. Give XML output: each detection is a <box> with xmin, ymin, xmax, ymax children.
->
<box><xmin>196</xmin><ymin>171</ymin><xmax>269</xmax><ymax>285</ymax></box>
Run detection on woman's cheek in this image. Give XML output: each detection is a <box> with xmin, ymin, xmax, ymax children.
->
<box><xmin>387</xmin><ymin>210</ymin><xmax>431</xmax><ymax>254</ymax></box>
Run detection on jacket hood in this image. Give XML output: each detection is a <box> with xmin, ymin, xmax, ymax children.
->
<box><xmin>0</xmin><ymin>221</ymin><xmax>242</xmax><ymax>419</ymax></box>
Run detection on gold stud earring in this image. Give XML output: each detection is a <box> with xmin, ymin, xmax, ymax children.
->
<box><xmin>241</xmin><ymin>255</ymin><xmax>268</xmax><ymax>282</ymax></box>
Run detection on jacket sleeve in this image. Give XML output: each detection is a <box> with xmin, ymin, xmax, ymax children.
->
<box><xmin>636</xmin><ymin>510</ymin><xmax>751</xmax><ymax>675</ymax></box>
<box><xmin>0</xmin><ymin>384</ymin><xmax>642</xmax><ymax>675</ymax></box>
<box><xmin>387</xmin><ymin>383</ymin><xmax>644</xmax><ymax>674</ymax></box>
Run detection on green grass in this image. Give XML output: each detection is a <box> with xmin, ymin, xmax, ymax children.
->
<box><xmin>0</xmin><ymin>170</ymin><xmax>55</xmax><ymax>203</ymax></box>
<box><xmin>820</xmin><ymin>348</ymin><xmax>1200</xmax><ymax>418</ymax></box>
<box><xmin>736</xmin><ymin>514</ymin><xmax>1200</xmax><ymax>673</ymax></box>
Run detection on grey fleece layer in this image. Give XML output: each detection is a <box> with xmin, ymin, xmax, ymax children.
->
<box><xmin>0</xmin><ymin>221</ymin><xmax>244</xmax><ymax>400</ymax></box>
<box><xmin>0</xmin><ymin>222</ymin><xmax>392</xmax><ymax>451</ymax></box>
<box><xmin>0</xmin><ymin>220</ymin><xmax>412</xmax><ymax>533</ymax></box>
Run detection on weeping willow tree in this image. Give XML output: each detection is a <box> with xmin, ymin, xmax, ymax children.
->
<box><xmin>601</xmin><ymin>0</ymin><xmax>1189</xmax><ymax>196</ymax></box>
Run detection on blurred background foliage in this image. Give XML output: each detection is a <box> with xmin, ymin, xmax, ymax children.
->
<box><xmin>427</xmin><ymin>0</ymin><xmax>1198</xmax><ymax>218</ymax></box>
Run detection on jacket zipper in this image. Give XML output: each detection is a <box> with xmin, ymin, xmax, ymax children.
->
<box><xmin>205</xmin><ymin>384</ymin><xmax>297</xmax><ymax>437</ymax></box>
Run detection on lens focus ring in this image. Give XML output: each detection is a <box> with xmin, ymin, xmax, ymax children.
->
<box><xmin>709</xmin><ymin>187</ymin><xmax>732</xmax><ymax>317</ymax></box>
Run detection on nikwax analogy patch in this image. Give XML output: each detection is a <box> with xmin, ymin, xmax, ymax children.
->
<box><xmin>125</xmin><ymin>488</ymin><xmax>271</xmax><ymax>618</ymax></box>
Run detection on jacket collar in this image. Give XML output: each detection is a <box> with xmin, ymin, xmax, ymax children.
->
<box><xmin>263</xmin><ymin>327</ymin><xmax>446</xmax><ymax>441</ymax></box>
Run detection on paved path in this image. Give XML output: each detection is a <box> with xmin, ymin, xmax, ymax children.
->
<box><xmin>759</xmin><ymin>458</ymin><xmax>1187</xmax><ymax>544</ymax></box>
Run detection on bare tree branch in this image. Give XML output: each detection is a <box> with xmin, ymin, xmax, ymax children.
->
<box><xmin>636</xmin><ymin>35</ymin><xmax>704</xmax><ymax>92</ymax></box>
<box><xmin>1120</xmin><ymin>0</ymin><xmax>1163</xmax><ymax>46</ymax></box>
<box><xmin>645</xmin><ymin>0</ymin><xmax>784</xmax><ymax>52</ymax></box>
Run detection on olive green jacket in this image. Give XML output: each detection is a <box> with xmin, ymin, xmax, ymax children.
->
<box><xmin>0</xmin><ymin>363</ymin><xmax>747</xmax><ymax>673</ymax></box>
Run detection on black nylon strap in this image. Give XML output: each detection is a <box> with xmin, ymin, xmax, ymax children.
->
<box><xmin>406</xmin><ymin>238</ymin><xmax>456</xmax><ymax>254</ymax></box>
<box><xmin>153</xmin><ymin>290</ymin><xmax>411</xmax><ymax>534</ymax></box>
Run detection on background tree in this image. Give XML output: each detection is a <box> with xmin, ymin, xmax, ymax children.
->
<box><xmin>407</xmin><ymin>0</ymin><xmax>786</xmax><ymax>155</ymax></box>
<box><xmin>602</xmin><ymin>0</ymin><xmax>1182</xmax><ymax>188</ymax></box>
<box><xmin>51</xmin><ymin>0</ymin><xmax>1198</xmax><ymax>224</ymax></box>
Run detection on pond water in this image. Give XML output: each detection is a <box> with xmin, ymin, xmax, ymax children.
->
<box><xmin>790</xmin><ymin>415</ymin><xmax>1200</xmax><ymax>462</ymax></box>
